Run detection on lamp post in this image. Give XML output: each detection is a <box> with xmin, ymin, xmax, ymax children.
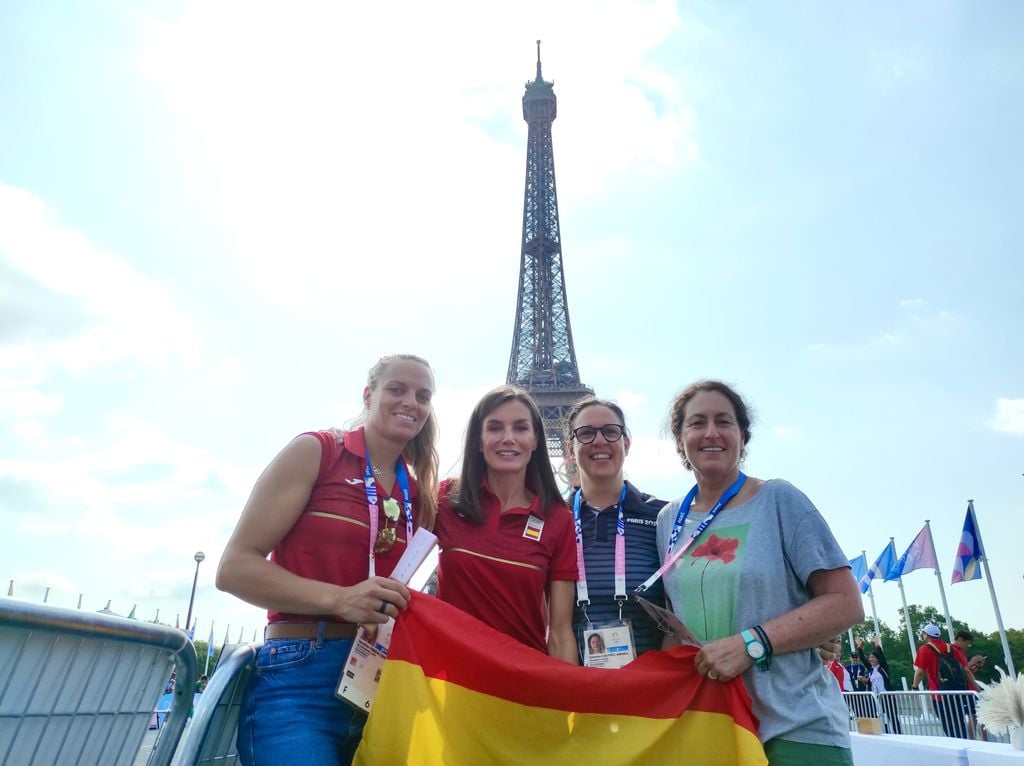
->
<box><xmin>184</xmin><ymin>551</ymin><xmax>205</xmax><ymax>636</ymax></box>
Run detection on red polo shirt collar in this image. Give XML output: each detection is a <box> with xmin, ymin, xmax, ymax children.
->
<box><xmin>343</xmin><ymin>427</ymin><xmax>418</xmax><ymax>499</ymax></box>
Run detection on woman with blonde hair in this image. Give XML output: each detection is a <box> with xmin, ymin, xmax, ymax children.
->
<box><xmin>217</xmin><ymin>354</ymin><xmax>439</xmax><ymax>766</ymax></box>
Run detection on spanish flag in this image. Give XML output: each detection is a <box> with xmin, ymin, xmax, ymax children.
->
<box><xmin>354</xmin><ymin>594</ymin><xmax>766</xmax><ymax>765</ymax></box>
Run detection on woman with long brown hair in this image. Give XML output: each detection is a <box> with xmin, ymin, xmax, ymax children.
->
<box><xmin>434</xmin><ymin>385</ymin><xmax>578</xmax><ymax>663</ymax></box>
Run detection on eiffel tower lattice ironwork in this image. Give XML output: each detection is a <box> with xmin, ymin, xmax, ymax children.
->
<box><xmin>506</xmin><ymin>42</ymin><xmax>593</xmax><ymax>457</ymax></box>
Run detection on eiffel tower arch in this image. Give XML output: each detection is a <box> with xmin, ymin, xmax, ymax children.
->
<box><xmin>506</xmin><ymin>42</ymin><xmax>593</xmax><ymax>459</ymax></box>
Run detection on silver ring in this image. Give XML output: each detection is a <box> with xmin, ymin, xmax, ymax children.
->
<box><xmin>377</xmin><ymin>600</ymin><xmax>389</xmax><ymax>614</ymax></box>
<box><xmin>708</xmin><ymin>670</ymin><xmax>720</xmax><ymax>680</ymax></box>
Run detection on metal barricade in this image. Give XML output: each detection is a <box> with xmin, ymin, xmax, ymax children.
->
<box><xmin>0</xmin><ymin>598</ymin><xmax>197</xmax><ymax>766</ymax></box>
<box><xmin>172</xmin><ymin>643</ymin><xmax>257</xmax><ymax>766</ymax></box>
<box><xmin>842</xmin><ymin>689</ymin><xmax>1009</xmax><ymax>743</ymax></box>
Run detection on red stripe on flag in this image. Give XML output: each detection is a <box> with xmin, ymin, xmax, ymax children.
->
<box><xmin>389</xmin><ymin>594</ymin><xmax>758</xmax><ymax>732</ymax></box>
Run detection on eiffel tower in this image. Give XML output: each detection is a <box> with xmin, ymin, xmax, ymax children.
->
<box><xmin>506</xmin><ymin>42</ymin><xmax>593</xmax><ymax>457</ymax></box>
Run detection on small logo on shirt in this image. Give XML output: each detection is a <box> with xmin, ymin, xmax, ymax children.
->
<box><xmin>344</xmin><ymin>478</ymin><xmax>365</xmax><ymax>486</ymax></box>
<box><xmin>625</xmin><ymin>517</ymin><xmax>657</xmax><ymax>527</ymax></box>
<box><xmin>523</xmin><ymin>515</ymin><xmax>545</xmax><ymax>542</ymax></box>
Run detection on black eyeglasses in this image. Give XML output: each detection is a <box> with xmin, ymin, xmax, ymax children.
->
<box><xmin>571</xmin><ymin>424</ymin><xmax>626</xmax><ymax>444</ymax></box>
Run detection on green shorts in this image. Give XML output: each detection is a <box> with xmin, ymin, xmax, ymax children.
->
<box><xmin>763</xmin><ymin>738</ymin><xmax>854</xmax><ymax>766</ymax></box>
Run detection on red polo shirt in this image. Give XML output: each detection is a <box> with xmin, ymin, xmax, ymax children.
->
<box><xmin>269</xmin><ymin>428</ymin><xmax>419</xmax><ymax>624</ymax></box>
<box><xmin>914</xmin><ymin>637</ymin><xmax>969</xmax><ymax>693</ymax></box>
<box><xmin>434</xmin><ymin>478</ymin><xmax>576</xmax><ymax>653</ymax></box>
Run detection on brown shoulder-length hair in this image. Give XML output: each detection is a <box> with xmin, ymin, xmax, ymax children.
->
<box><xmin>668</xmin><ymin>379</ymin><xmax>753</xmax><ymax>471</ymax></box>
<box><xmin>353</xmin><ymin>354</ymin><xmax>440</xmax><ymax>530</ymax></box>
<box><xmin>448</xmin><ymin>385</ymin><xmax>562</xmax><ymax>524</ymax></box>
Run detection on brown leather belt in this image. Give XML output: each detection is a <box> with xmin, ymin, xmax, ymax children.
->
<box><xmin>264</xmin><ymin>622</ymin><xmax>358</xmax><ymax>640</ymax></box>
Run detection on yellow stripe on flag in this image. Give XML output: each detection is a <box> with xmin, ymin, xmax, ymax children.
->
<box><xmin>353</xmin><ymin>595</ymin><xmax>767</xmax><ymax>766</ymax></box>
<box><xmin>355</xmin><ymin>659</ymin><xmax>766</xmax><ymax>765</ymax></box>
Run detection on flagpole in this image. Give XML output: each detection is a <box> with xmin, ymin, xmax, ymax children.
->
<box><xmin>969</xmin><ymin>500</ymin><xmax>1016</xmax><ymax>675</ymax></box>
<box><xmin>862</xmin><ymin>549</ymin><xmax>882</xmax><ymax>641</ymax></box>
<box><xmin>205</xmin><ymin>621</ymin><xmax>214</xmax><ymax>676</ymax></box>
<box><xmin>924</xmin><ymin>519</ymin><xmax>955</xmax><ymax>642</ymax></box>
<box><xmin>891</xmin><ymin>537</ymin><xmax>918</xmax><ymax>665</ymax></box>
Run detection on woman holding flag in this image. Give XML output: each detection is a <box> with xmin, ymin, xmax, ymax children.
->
<box><xmin>655</xmin><ymin>380</ymin><xmax>863</xmax><ymax>766</ymax></box>
<box><xmin>217</xmin><ymin>354</ymin><xmax>440</xmax><ymax>766</ymax></box>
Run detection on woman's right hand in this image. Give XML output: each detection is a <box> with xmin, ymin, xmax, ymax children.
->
<box><xmin>336</xmin><ymin>576</ymin><xmax>412</xmax><ymax>625</ymax></box>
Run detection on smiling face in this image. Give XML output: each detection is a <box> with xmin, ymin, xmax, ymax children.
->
<box><xmin>569</xmin><ymin>404</ymin><xmax>630</xmax><ymax>488</ymax></box>
<box><xmin>480</xmin><ymin>399</ymin><xmax>538</xmax><ymax>477</ymax></box>
<box><xmin>363</xmin><ymin>358</ymin><xmax>434</xmax><ymax>446</ymax></box>
<box><xmin>678</xmin><ymin>390</ymin><xmax>745</xmax><ymax>482</ymax></box>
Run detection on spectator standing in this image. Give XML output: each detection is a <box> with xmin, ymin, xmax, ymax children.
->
<box><xmin>912</xmin><ymin>623</ymin><xmax>975</xmax><ymax>739</ymax></box>
<box><xmin>845</xmin><ymin>651</ymin><xmax>873</xmax><ymax>718</ymax></box>
<box><xmin>856</xmin><ymin>636</ymin><xmax>901</xmax><ymax>734</ymax></box>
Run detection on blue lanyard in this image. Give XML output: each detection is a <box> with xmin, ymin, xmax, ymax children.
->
<box><xmin>635</xmin><ymin>472</ymin><xmax>746</xmax><ymax>594</ymax></box>
<box><xmin>363</xmin><ymin>457</ymin><xmax>414</xmax><ymax>576</ymax></box>
<box><xmin>572</xmin><ymin>483</ymin><xmax>629</xmax><ymax>607</ymax></box>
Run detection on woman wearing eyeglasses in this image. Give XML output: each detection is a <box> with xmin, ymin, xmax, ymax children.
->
<box><xmin>216</xmin><ymin>354</ymin><xmax>440</xmax><ymax>766</ymax></box>
<box><xmin>565</xmin><ymin>397</ymin><xmax>667</xmax><ymax>665</ymax></box>
<box><xmin>434</xmin><ymin>385</ymin><xmax>578</xmax><ymax>663</ymax></box>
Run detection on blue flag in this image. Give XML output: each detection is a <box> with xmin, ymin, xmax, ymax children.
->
<box><xmin>868</xmin><ymin>541</ymin><xmax>898</xmax><ymax>582</ymax></box>
<box><xmin>207</xmin><ymin>623</ymin><xmax>215</xmax><ymax>658</ymax></box>
<box><xmin>849</xmin><ymin>554</ymin><xmax>871</xmax><ymax>594</ymax></box>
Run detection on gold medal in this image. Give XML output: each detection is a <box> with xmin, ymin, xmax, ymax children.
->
<box><xmin>375</xmin><ymin>527</ymin><xmax>397</xmax><ymax>554</ymax></box>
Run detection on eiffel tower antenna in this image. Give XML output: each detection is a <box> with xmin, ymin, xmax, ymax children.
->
<box><xmin>507</xmin><ymin>43</ymin><xmax>593</xmax><ymax>459</ymax></box>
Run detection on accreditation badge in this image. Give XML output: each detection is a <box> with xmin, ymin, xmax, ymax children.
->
<box><xmin>582</xmin><ymin>619</ymin><xmax>636</xmax><ymax>669</ymax></box>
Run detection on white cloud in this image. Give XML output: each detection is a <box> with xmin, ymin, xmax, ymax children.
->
<box><xmin>136</xmin><ymin>0</ymin><xmax>694</xmax><ymax>318</ymax></box>
<box><xmin>808</xmin><ymin>299</ymin><xmax>963</xmax><ymax>358</ymax></box>
<box><xmin>990</xmin><ymin>398</ymin><xmax>1024</xmax><ymax>436</ymax></box>
<box><xmin>0</xmin><ymin>183</ymin><xmax>204</xmax><ymax>423</ymax></box>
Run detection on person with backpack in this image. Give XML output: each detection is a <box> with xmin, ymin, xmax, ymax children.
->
<box><xmin>911</xmin><ymin>623</ymin><xmax>975</xmax><ymax>739</ymax></box>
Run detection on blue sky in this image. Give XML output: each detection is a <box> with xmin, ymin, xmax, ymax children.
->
<box><xmin>2</xmin><ymin>1</ymin><xmax>1022</xmax><ymax>649</ymax></box>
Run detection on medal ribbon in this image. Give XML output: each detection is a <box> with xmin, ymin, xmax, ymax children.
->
<box><xmin>635</xmin><ymin>472</ymin><xmax>746</xmax><ymax>594</ymax></box>
<box><xmin>572</xmin><ymin>483</ymin><xmax>629</xmax><ymax>606</ymax></box>
<box><xmin>364</xmin><ymin>456</ymin><xmax>415</xmax><ymax>578</ymax></box>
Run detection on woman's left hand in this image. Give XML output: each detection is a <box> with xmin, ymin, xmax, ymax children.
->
<box><xmin>695</xmin><ymin>634</ymin><xmax>753</xmax><ymax>682</ymax></box>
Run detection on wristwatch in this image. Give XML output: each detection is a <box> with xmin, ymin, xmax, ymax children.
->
<box><xmin>741</xmin><ymin>629</ymin><xmax>770</xmax><ymax>671</ymax></box>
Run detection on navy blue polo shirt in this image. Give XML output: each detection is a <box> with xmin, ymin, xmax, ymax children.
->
<box><xmin>570</xmin><ymin>481</ymin><xmax>667</xmax><ymax>659</ymax></box>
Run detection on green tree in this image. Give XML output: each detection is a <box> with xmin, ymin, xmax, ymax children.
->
<box><xmin>191</xmin><ymin>640</ymin><xmax>223</xmax><ymax>683</ymax></box>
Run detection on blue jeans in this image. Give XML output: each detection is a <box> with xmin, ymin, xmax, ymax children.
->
<box><xmin>238</xmin><ymin>637</ymin><xmax>366</xmax><ymax>766</ymax></box>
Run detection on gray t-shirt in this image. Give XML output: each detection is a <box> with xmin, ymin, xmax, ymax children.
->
<box><xmin>656</xmin><ymin>479</ymin><xmax>851</xmax><ymax>747</ymax></box>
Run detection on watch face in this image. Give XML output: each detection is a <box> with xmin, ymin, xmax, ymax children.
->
<box><xmin>747</xmin><ymin>641</ymin><xmax>765</xmax><ymax>659</ymax></box>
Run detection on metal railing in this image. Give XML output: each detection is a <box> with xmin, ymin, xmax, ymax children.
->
<box><xmin>841</xmin><ymin>689</ymin><xmax>1011</xmax><ymax>744</ymax></box>
<box><xmin>0</xmin><ymin>598</ymin><xmax>197</xmax><ymax>766</ymax></box>
<box><xmin>172</xmin><ymin>643</ymin><xmax>257</xmax><ymax>766</ymax></box>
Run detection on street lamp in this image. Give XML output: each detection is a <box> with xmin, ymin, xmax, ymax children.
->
<box><xmin>184</xmin><ymin>551</ymin><xmax>205</xmax><ymax>636</ymax></box>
